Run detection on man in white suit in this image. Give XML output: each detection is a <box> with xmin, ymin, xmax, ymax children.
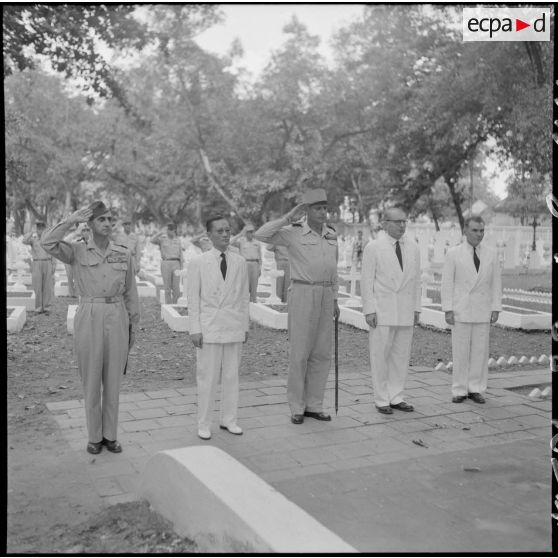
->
<box><xmin>187</xmin><ymin>215</ymin><xmax>250</xmax><ymax>440</ymax></box>
<box><xmin>361</xmin><ymin>207</ymin><xmax>421</xmax><ymax>415</ymax></box>
<box><xmin>441</xmin><ymin>216</ymin><xmax>502</xmax><ymax>404</ymax></box>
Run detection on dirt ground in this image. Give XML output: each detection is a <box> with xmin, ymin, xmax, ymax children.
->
<box><xmin>7</xmin><ymin>273</ymin><xmax>550</xmax><ymax>553</ymax></box>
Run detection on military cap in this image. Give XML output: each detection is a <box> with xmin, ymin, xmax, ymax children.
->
<box><xmin>122</xmin><ymin>218</ymin><xmax>132</xmax><ymax>225</ymax></box>
<box><xmin>88</xmin><ymin>201</ymin><xmax>111</xmax><ymax>221</ymax></box>
<box><xmin>302</xmin><ymin>188</ymin><xmax>328</xmax><ymax>206</ymax></box>
<box><xmin>245</xmin><ymin>224</ymin><xmax>255</xmax><ymax>232</ymax></box>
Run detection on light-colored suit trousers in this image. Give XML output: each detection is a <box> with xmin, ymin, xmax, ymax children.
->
<box><xmin>287</xmin><ymin>283</ymin><xmax>333</xmax><ymax>415</ymax></box>
<box><xmin>369</xmin><ymin>325</ymin><xmax>413</xmax><ymax>407</ymax></box>
<box><xmin>196</xmin><ymin>342</ymin><xmax>242</xmax><ymax>430</ymax></box>
<box><xmin>451</xmin><ymin>321</ymin><xmax>490</xmax><ymax>396</ymax></box>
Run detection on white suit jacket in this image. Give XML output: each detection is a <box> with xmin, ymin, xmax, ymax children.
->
<box><xmin>441</xmin><ymin>242</ymin><xmax>502</xmax><ymax>323</ymax></box>
<box><xmin>187</xmin><ymin>248</ymin><xmax>250</xmax><ymax>343</ymax></box>
<box><xmin>361</xmin><ymin>233</ymin><xmax>421</xmax><ymax>326</ymax></box>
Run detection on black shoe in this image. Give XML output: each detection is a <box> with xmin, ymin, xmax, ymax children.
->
<box><xmin>376</xmin><ymin>406</ymin><xmax>393</xmax><ymax>415</ymax></box>
<box><xmin>452</xmin><ymin>395</ymin><xmax>467</xmax><ymax>403</ymax></box>
<box><xmin>87</xmin><ymin>441</ymin><xmax>103</xmax><ymax>454</ymax></box>
<box><xmin>468</xmin><ymin>392</ymin><xmax>485</xmax><ymax>404</ymax></box>
<box><xmin>102</xmin><ymin>438</ymin><xmax>123</xmax><ymax>453</ymax></box>
<box><xmin>291</xmin><ymin>414</ymin><xmax>304</xmax><ymax>424</ymax></box>
<box><xmin>390</xmin><ymin>401</ymin><xmax>414</xmax><ymax>412</ymax></box>
<box><xmin>303</xmin><ymin>411</ymin><xmax>331</xmax><ymax>421</ymax></box>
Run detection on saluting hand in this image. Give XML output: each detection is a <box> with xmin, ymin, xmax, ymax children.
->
<box><xmin>67</xmin><ymin>207</ymin><xmax>94</xmax><ymax>225</ymax></box>
<box><xmin>365</xmin><ymin>313</ymin><xmax>377</xmax><ymax>328</ymax></box>
<box><xmin>191</xmin><ymin>333</ymin><xmax>203</xmax><ymax>349</ymax></box>
<box><xmin>286</xmin><ymin>203</ymin><xmax>307</xmax><ymax>224</ymax></box>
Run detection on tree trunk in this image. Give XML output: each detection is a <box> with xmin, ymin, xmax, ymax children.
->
<box><xmin>445</xmin><ymin>178</ymin><xmax>465</xmax><ymax>232</ymax></box>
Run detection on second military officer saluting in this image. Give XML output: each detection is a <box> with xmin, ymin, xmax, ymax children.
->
<box><xmin>41</xmin><ymin>201</ymin><xmax>140</xmax><ymax>455</ymax></box>
<box><xmin>255</xmin><ymin>189</ymin><xmax>340</xmax><ymax>424</ymax></box>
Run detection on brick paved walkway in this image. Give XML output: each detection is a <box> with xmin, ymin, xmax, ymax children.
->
<box><xmin>46</xmin><ymin>366</ymin><xmax>551</xmax><ymax>551</ymax></box>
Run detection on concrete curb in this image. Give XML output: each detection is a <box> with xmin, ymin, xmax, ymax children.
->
<box><xmin>139</xmin><ymin>446</ymin><xmax>357</xmax><ymax>554</ymax></box>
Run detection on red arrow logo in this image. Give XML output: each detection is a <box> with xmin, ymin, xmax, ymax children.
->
<box><xmin>516</xmin><ymin>18</ymin><xmax>530</xmax><ymax>31</ymax></box>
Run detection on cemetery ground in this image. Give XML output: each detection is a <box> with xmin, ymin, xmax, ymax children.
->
<box><xmin>7</xmin><ymin>271</ymin><xmax>551</xmax><ymax>553</ymax></box>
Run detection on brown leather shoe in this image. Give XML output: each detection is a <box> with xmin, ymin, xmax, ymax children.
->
<box><xmin>291</xmin><ymin>414</ymin><xmax>304</xmax><ymax>424</ymax></box>
<box><xmin>304</xmin><ymin>411</ymin><xmax>331</xmax><ymax>421</ymax></box>
<box><xmin>86</xmin><ymin>441</ymin><xmax>103</xmax><ymax>454</ymax></box>
<box><xmin>102</xmin><ymin>438</ymin><xmax>123</xmax><ymax>453</ymax></box>
<box><xmin>468</xmin><ymin>392</ymin><xmax>485</xmax><ymax>404</ymax></box>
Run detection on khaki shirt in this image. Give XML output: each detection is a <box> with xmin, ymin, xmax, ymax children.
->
<box><xmin>114</xmin><ymin>231</ymin><xmax>138</xmax><ymax>256</ymax></box>
<box><xmin>255</xmin><ymin>217</ymin><xmax>338</xmax><ymax>296</ymax></box>
<box><xmin>41</xmin><ymin>222</ymin><xmax>140</xmax><ymax>328</ymax></box>
<box><xmin>152</xmin><ymin>235</ymin><xmax>183</xmax><ymax>262</ymax></box>
<box><xmin>234</xmin><ymin>238</ymin><xmax>262</xmax><ymax>262</ymax></box>
<box><xmin>22</xmin><ymin>232</ymin><xmax>53</xmax><ymax>261</ymax></box>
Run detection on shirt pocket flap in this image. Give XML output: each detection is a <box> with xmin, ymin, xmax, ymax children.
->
<box><xmin>300</xmin><ymin>236</ymin><xmax>318</xmax><ymax>245</ymax></box>
<box><xmin>77</xmin><ymin>253</ymin><xmax>99</xmax><ymax>266</ymax></box>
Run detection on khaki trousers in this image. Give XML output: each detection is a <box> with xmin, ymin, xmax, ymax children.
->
<box><xmin>196</xmin><ymin>342</ymin><xmax>242</xmax><ymax>430</ymax></box>
<box><xmin>161</xmin><ymin>260</ymin><xmax>181</xmax><ymax>304</ymax></box>
<box><xmin>74</xmin><ymin>302</ymin><xmax>129</xmax><ymax>443</ymax></box>
<box><xmin>451</xmin><ymin>321</ymin><xmax>490</xmax><ymax>396</ymax></box>
<box><xmin>287</xmin><ymin>283</ymin><xmax>334</xmax><ymax>415</ymax></box>
<box><xmin>369</xmin><ymin>325</ymin><xmax>413</xmax><ymax>407</ymax></box>
<box><xmin>246</xmin><ymin>261</ymin><xmax>260</xmax><ymax>303</ymax></box>
<box><xmin>31</xmin><ymin>260</ymin><xmax>54</xmax><ymax>310</ymax></box>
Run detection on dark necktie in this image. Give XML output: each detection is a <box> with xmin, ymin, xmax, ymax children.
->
<box><xmin>473</xmin><ymin>247</ymin><xmax>480</xmax><ymax>272</ymax></box>
<box><xmin>395</xmin><ymin>240</ymin><xmax>403</xmax><ymax>270</ymax></box>
<box><xmin>220</xmin><ymin>252</ymin><xmax>227</xmax><ymax>279</ymax></box>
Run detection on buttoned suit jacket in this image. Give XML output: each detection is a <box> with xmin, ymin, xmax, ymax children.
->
<box><xmin>361</xmin><ymin>233</ymin><xmax>421</xmax><ymax>326</ymax></box>
<box><xmin>441</xmin><ymin>242</ymin><xmax>502</xmax><ymax>323</ymax></box>
<box><xmin>187</xmin><ymin>250</ymin><xmax>249</xmax><ymax>343</ymax></box>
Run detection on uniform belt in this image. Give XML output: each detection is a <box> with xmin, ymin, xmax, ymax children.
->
<box><xmin>163</xmin><ymin>258</ymin><xmax>180</xmax><ymax>261</ymax></box>
<box><xmin>291</xmin><ymin>279</ymin><xmax>334</xmax><ymax>287</ymax></box>
<box><xmin>80</xmin><ymin>296</ymin><xmax>123</xmax><ymax>304</ymax></box>
<box><xmin>33</xmin><ymin>259</ymin><xmax>50</xmax><ymax>261</ymax></box>
<box><xmin>245</xmin><ymin>259</ymin><xmax>260</xmax><ymax>262</ymax></box>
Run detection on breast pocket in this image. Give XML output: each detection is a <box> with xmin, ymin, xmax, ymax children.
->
<box><xmin>77</xmin><ymin>254</ymin><xmax>100</xmax><ymax>267</ymax></box>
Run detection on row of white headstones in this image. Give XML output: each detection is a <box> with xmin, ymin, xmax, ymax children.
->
<box><xmin>6</xmin><ymin>239</ymin><xmax>550</xmax><ymax>334</ymax></box>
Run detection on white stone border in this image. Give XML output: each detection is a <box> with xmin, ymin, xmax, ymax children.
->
<box><xmin>438</xmin><ymin>354</ymin><xmax>549</xmax><ymax>371</ymax></box>
<box><xmin>140</xmin><ymin>446</ymin><xmax>356</xmax><ymax>553</ymax></box>
<box><xmin>67</xmin><ymin>305</ymin><xmax>78</xmax><ymax>334</ymax></box>
<box><xmin>55</xmin><ymin>280</ymin><xmax>69</xmax><ymax>297</ymax></box>
<box><xmin>6</xmin><ymin>292</ymin><xmax>36</xmax><ymax>311</ymax></box>
<box><xmin>136</xmin><ymin>280</ymin><xmax>157</xmax><ymax>297</ymax></box>
<box><xmin>161</xmin><ymin>304</ymin><xmax>189</xmax><ymax>332</ymax></box>
<box><xmin>249</xmin><ymin>302</ymin><xmax>288</xmax><ymax>330</ymax></box>
<box><xmin>7</xmin><ymin>306</ymin><xmax>26</xmax><ymax>332</ymax></box>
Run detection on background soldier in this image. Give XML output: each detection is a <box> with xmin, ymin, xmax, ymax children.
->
<box><xmin>41</xmin><ymin>201</ymin><xmax>139</xmax><ymax>454</ymax></box>
<box><xmin>230</xmin><ymin>224</ymin><xmax>262</xmax><ymax>302</ymax></box>
<box><xmin>22</xmin><ymin>221</ymin><xmax>55</xmax><ymax>313</ymax></box>
<box><xmin>115</xmin><ymin>219</ymin><xmax>141</xmax><ymax>273</ymax></box>
<box><xmin>255</xmin><ymin>189</ymin><xmax>340</xmax><ymax>424</ymax></box>
<box><xmin>151</xmin><ymin>222</ymin><xmax>183</xmax><ymax>303</ymax></box>
<box><xmin>267</xmin><ymin>243</ymin><xmax>290</xmax><ymax>303</ymax></box>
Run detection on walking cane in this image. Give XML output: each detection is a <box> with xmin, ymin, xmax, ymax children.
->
<box><xmin>335</xmin><ymin>313</ymin><xmax>339</xmax><ymax>415</ymax></box>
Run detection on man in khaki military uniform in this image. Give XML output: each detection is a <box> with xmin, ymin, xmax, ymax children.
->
<box><xmin>22</xmin><ymin>221</ymin><xmax>55</xmax><ymax>313</ymax></box>
<box><xmin>42</xmin><ymin>201</ymin><xmax>140</xmax><ymax>455</ymax></box>
<box><xmin>230</xmin><ymin>224</ymin><xmax>262</xmax><ymax>302</ymax></box>
<box><xmin>151</xmin><ymin>223</ymin><xmax>183</xmax><ymax>303</ymax></box>
<box><xmin>115</xmin><ymin>219</ymin><xmax>141</xmax><ymax>272</ymax></box>
<box><xmin>255</xmin><ymin>189</ymin><xmax>340</xmax><ymax>424</ymax></box>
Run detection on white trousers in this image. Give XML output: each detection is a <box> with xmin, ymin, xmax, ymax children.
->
<box><xmin>451</xmin><ymin>322</ymin><xmax>490</xmax><ymax>396</ymax></box>
<box><xmin>369</xmin><ymin>325</ymin><xmax>413</xmax><ymax>407</ymax></box>
<box><xmin>196</xmin><ymin>342</ymin><xmax>242</xmax><ymax>430</ymax></box>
